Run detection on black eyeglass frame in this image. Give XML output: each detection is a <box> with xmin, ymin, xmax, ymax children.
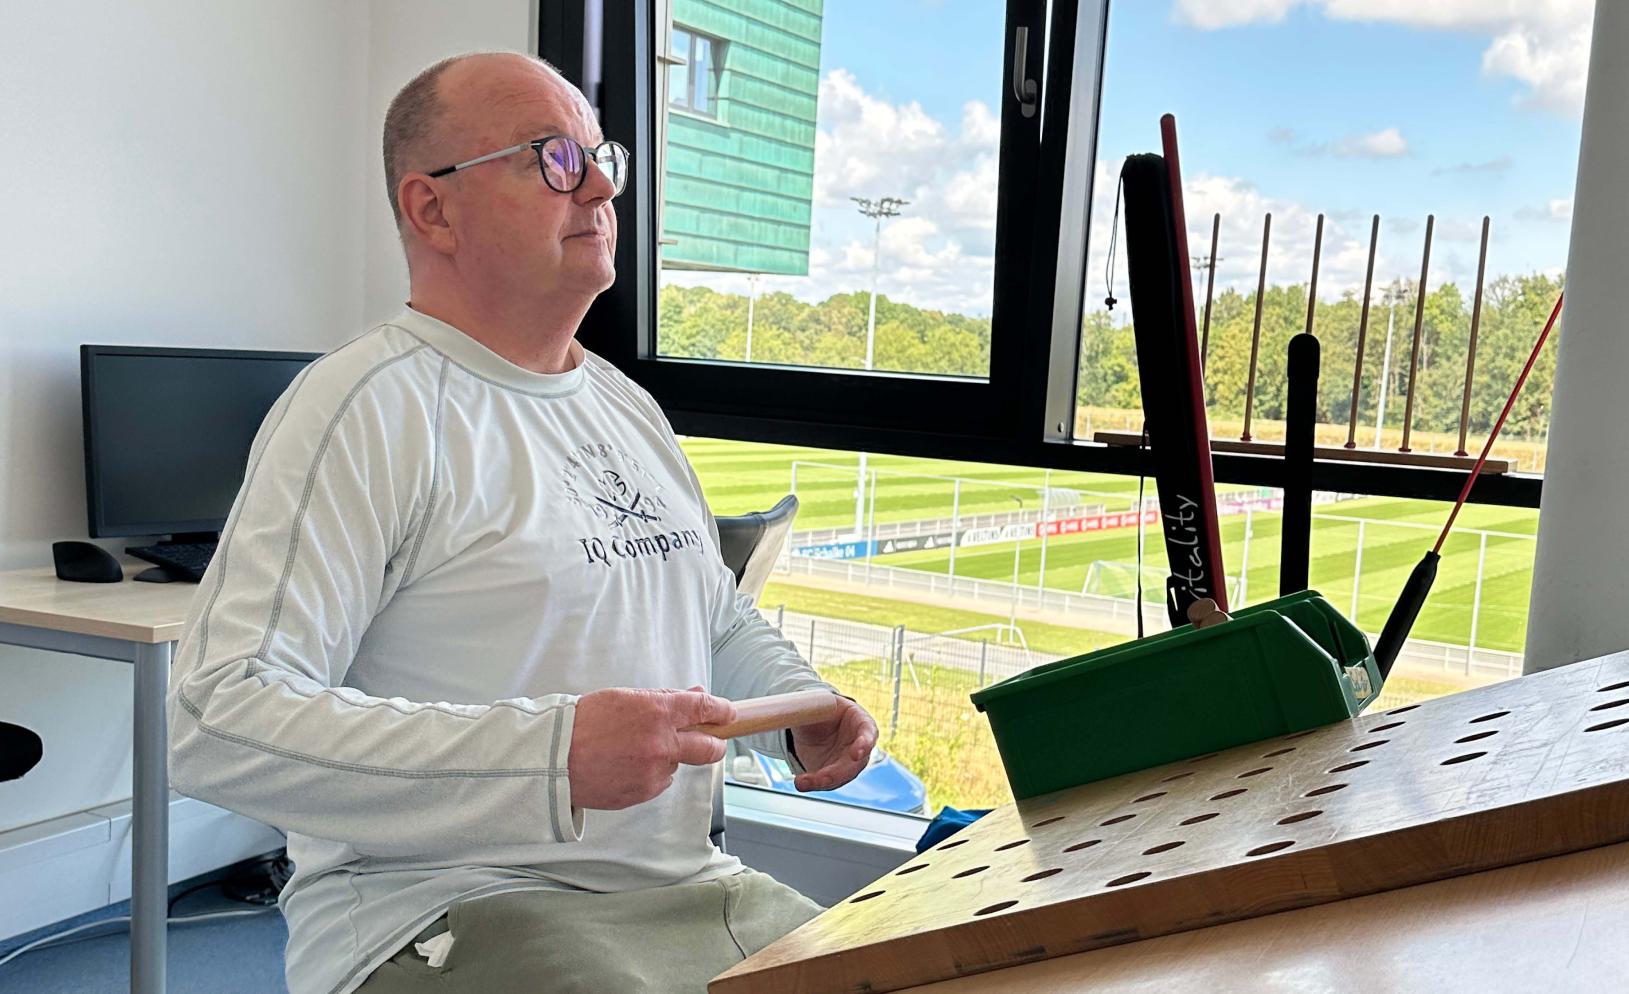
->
<box><xmin>426</xmin><ymin>135</ymin><xmax>630</xmax><ymax>196</ymax></box>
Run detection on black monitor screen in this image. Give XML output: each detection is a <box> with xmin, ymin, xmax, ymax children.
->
<box><xmin>81</xmin><ymin>346</ymin><xmax>319</xmax><ymax>537</ymax></box>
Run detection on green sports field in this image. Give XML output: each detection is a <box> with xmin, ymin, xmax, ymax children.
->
<box><xmin>683</xmin><ymin>437</ymin><xmax>1539</xmax><ymax>654</ymax></box>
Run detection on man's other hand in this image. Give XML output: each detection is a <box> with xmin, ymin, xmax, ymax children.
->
<box><xmin>790</xmin><ymin>696</ymin><xmax>878</xmax><ymax>793</ymax></box>
<box><xmin>568</xmin><ymin>688</ymin><xmax>736</xmax><ymax>810</ymax></box>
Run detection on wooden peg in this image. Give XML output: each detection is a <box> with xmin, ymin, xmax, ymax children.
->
<box><xmin>687</xmin><ymin>689</ymin><xmax>845</xmax><ymax>739</ymax></box>
<box><xmin>1185</xmin><ymin>597</ymin><xmax>1233</xmax><ymax>629</ymax></box>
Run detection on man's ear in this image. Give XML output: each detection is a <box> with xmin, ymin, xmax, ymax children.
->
<box><xmin>398</xmin><ymin>173</ymin><xmax>457</xmax><ymax>255</ymax></box>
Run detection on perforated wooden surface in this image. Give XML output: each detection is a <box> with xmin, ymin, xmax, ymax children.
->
<box><xmin>898</xmin><ymin>840</ymin><xmax>1629</xmax><ymax>993</ymax></box>
<box><xmin>711</xmin><ymin>652</ymin><xmax>1629</xmax><ymax>994</ymax></box>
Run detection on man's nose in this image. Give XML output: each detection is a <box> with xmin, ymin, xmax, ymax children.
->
<box><xmin>574</xmin><ymin>162</ymin><xmax>616</xmax><ymax>207</ymax></box>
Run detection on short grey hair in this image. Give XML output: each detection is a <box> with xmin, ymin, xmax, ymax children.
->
<box><xmin>382</xmin><ymin>52</ymin><xmax>565</xmax><ymax>227</ymax></box>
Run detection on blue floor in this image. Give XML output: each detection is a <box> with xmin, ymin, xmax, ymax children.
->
<box><xmin>0</xmin><ymin>888</ymin><xmax>289</xmax><ymax>994</ymax></box>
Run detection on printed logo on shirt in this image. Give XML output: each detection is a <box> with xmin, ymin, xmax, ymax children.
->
<box><xmin>561</xmin><ymin>440</ymin><xmax>706</xmax><ymax>570</ymax></box>
<box><xmin>593</xmin><ymin>470</ymin><xmax>660</xmax><ymax>528</ymax></box>
<box><xmin>577</xmin><ymin>529</ymin><xmax>705</xmax><ymax>569</ymax></box>
<box><xmin>559</xmin><ymin>441</ymin><xmax>672</xmax><ymax>526</ymax></box>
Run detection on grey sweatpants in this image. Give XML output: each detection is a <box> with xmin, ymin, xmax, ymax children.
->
<box><xmin>354</xmin><ymin>868</ymin><xmax>822</xmax><ymax>994</ymax></box>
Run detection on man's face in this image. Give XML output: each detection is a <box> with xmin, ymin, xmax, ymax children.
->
<box><xmin>435</xmin><ymin>58</ymin><xmax>619</xmax><ymax>301</ymax></box>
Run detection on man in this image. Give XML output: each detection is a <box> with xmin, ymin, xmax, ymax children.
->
<box><xmin>168</xmin><ymin>51</ymin><xmax>877</xmax><ymax>994</ymax></box>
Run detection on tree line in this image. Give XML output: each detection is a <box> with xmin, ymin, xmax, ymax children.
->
<box><xmin>658</xmin><ymin>271</ymin><xmax>1562</xmax><ymax>438</ymax></box>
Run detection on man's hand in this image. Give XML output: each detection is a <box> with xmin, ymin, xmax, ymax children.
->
<box><xmin>568</xmin><ymin>687</ymin><xmax>736</xmax><ymax>810</ymax></box>
<box><xmin>789</xmin><ymin>696</ymin><xmax>878</xmax><ymax>793</ymax></box>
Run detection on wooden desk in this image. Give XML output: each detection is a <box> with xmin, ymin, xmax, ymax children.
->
<box><xmin>0</xmin><ymin>560</ymin><xmax>199</xmax><ymax>994</ymax></box>
<box><xmin>715</xmin><ymin>653</ymin><xmax>1629</xmax><ymax>993</ymax></box>
<box><xmin>900</xmin><ymin>840</ymin><xmax>1629</xmax><ymax>993</ymax></box>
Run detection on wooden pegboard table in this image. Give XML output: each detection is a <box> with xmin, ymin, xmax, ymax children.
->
<box><xmin>712</xmin><ymin>653</ymin><xmax>1629</xmax><ymax>994</ymax></box>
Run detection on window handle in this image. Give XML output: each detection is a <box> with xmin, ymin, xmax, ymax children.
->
<box><xmin>1012</xmin><ymin>25</ymin><xmax>1038</xmax><ymax>119</ymax></box>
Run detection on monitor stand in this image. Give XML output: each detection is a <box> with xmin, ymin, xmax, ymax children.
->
<box><xmin>134</xmin><ymin>565</ymin><xmax>186</xmax><ymax>583</ymax></box>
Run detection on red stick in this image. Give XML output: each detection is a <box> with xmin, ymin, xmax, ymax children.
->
<box><xmin>1433</xmin><ymin>292</ymin><xmax>1564</xmax><ymax>554</ymax></box>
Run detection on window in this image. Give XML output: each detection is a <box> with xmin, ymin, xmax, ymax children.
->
<box><xmin>568</xmin><ymin>0</ymin><xmax>1554</xmax><ymax>507</ymax></box>
<box><xmin>541</xmin><ymin>0</ymin><xmax>1587</xmax><ymax>818</ymax></box>
<box><xmin>690</xmin><ymin>437</ymin><xmax>1528</xmax><ymax>814</ymax></box>
<box><xmin>656</xmin><ymin>3</ymin><xmax>1008</xmax><ymax>381</ymax></box>
<box><xmin>1076</xmin><ymin>3</ymin><xmax>1581</xmax><ymax>480</ymax></box>
<box><xmin>581</xmin><ymin>0</ymin><xmax>1076</xmax><ymax>450</ymax></box>
<box><xmin>668</xmin><ymin>26</ymin><xmax>722</xmax><ymax>117</ymax></box>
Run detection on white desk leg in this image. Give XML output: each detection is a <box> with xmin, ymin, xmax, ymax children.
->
<box><xmin>132</xmin><ymin>641</ymin><xmax>171</xmax><ymax>994</ymax></box>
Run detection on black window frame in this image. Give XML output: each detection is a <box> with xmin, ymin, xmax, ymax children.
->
<box><xmin>668</xmin><ymin>24</ymin><xmax>723</xmax><ymax>118</ymax></box>
<box><xmin>572</xmin><ymin>0</ymin><xmax>1057</xmax><ymax>445</ymax></box>
<box><xmin>545</xmin><ymin>1</ymin><xmax>1544</xmax><ymax>511</ymax></box>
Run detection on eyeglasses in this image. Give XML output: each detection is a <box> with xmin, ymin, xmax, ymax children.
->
<box><xmin>427</xmin><ymin>135</ymin><xmax>629</xmax><ymax>197</ymax></box>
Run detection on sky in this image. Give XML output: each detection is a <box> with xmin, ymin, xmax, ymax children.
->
<box><xmin>664</xmin><ymin>0</ymin><xmax>1593</xmax><ymax>319</ymax></box>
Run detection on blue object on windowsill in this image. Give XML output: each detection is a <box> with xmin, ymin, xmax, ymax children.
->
<box><xmin>915</xmin><ymin>806</ymin><xmax>992</xmax><ymax>853</ymax></box>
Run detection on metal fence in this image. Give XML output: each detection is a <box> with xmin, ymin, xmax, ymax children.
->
<box><xmin>775</xmin><ymin>556</ymin><xmax>1523</xmax><ymax>682</ymax></box>
<box><xmin>780</xmin><ymin>497</ymin><xmax>1535</xmax><ymax>661</ymax></box>
<box><xmin>789</xmin><ymin>503</ymin><xmax>1104</xmax><ymax>550</ymax></box>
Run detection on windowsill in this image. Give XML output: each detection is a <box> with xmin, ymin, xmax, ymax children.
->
<box><xmin>722</xmin><ymin>783</ymin><xmax>927</xmax><ymax>906</ymax></box>
<box><xmin>666</xmin><ymin>106</ymin><xmax>722</xmax><ymax>124</ymax></box>
<box><xmin>724</xmin><ymin>781</ymin><xmax>929</xmax><ymax>846</ymax></box>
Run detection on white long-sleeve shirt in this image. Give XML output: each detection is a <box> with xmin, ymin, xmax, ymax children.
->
<box><xmin>167</xmin><ymin>307</ymin><xmax>832</xmax><ymax>994</ymax></box>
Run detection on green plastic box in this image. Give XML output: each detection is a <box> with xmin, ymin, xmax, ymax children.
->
<box><xmin>970</xmin><ymin>591</ymin><xmax>1382</xmax><ymax>799</ymax></box>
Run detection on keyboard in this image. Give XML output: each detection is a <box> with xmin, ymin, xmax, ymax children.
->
<box><xmin>126</xmin><ymin>542</ymin><xmax>218</xmax><ymax>582</ymax></box>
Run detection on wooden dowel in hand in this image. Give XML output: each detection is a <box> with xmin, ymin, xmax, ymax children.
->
<box><xmin>688</xmin><ymin>690</ymin><xmax>845</xmax><ymax>739</ymax></box>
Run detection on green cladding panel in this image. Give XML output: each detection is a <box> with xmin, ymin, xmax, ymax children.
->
<box><xmin>664</xmin><ymin>0</ymin><xmax>822</xmax><ymax>276</ymax></box>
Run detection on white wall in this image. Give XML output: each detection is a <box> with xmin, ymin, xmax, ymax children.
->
<box><xmin>0</xmin><ymin>0</ymin><xmax>541</xmax><ymax>942</ymax></box>
<box><xmin>0</xmin><ymin>0</ymin><xmax>371</xmax><ymax>833</ymax></box>
<box><xmin>0</xmin><ymin>0</ymin><xmax>536</xmax><ymax>838</ymax></box>
<box><xmin>362</xmin><ymin>0</ymin><xmax>538</xmax><ymax>326</ymax></box>
<box><xmin>1526</xmin><ymin>0</ymin><xmax>1629</xmax><ymax>672</ymax></box>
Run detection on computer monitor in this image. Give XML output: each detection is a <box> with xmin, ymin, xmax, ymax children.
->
<box><xmin>80</xmin><ymin>345</ymin><xmax>320</xmax><ymax>538</ymax></box>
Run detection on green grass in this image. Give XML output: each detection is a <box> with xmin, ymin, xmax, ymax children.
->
<box><xmin>686</xmin><ymin>438</ymin><xmax>1540</xmax><ymax>654</ymax></box>
<box><xmin>682</xmin><ymin>437</ymin><xmax>1262</xmax><ymax>531</ymax></box>
<box><xmin>814</xmin><ymin>656</ymin><xmax>1013</xmax><ymax>810</ymax></box>
<box><xmin>761</xmin><ymin>580</ymin><xmax>1124</xmax><ymax>657</ymax></box>
<box><xmin>808</xmin><ymin>651</ymin><xmax>1467</xmax><ymax>811</ymax></box>
<box><xmin>692</xmin><ymin>437</ymin><xmax>1521</xmax><ymax>810</ymax></box>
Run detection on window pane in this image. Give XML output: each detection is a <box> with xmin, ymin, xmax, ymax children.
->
<box><xmin>656</xmin><ymin>1</ymin><xmax>1005</xmax><ymax>378</ymax></box>
<box><xmin>688</xmin><ymin>438</ymin><xmax>1526</xmax><ymax>813</ymax></box>
<box><xmin>1075</xmin><ymin>3</ymin><xmax>1585</xmax><ymax>473</ymax></box>
<box><xmin>692</xmin><ymin>36</ymin><xmax>713</xmax><ymax>115</ymax></box>
<box><xmin>668</xmin><ymin>28</ymin><xmax>691</xmax><ymax>109</ymax></box>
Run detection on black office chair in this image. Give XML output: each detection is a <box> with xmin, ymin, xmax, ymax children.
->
<box><xmin>1</xmin><ymin>722</ymin><xmax>43</xmax><ymax>782</ymax></box>
<box><xmin>710</xmin><ymin>494</ymin><xmax>800</xmax><ymax>851</ymax></box>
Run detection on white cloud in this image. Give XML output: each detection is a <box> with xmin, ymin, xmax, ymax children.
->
<box><xmin>1173</xmin><ymin>0</ymin><xmax>1300</xmax><ymax>30</ymax></box>
<box><xmin>1172</xmin><ymin>0</ymin><xmax>1594</xmax><ymax>115</ymax></box>
<box><xmin>1333</xmin><ymin>127</ymin><xmax>1409</xmax><ymax>158</ymax></box>
<box><xmin>665</xmin><ymin>65</ymin><xmax>1490</xmax><ymax>320</ymax></box>
<box><xmin>1433</xmin><ymin>155</ymin><xmax>1514</xmax><ymax>175</ymax></box>
<box><xmin>1515</xmin><ymin>197</ymin><xmax>1574</xmax><ymax>222</ymax></box>
<box><xmin>811</xmin><ymin>68</ymin><xmax>1000</xmax><ymax>235</ymax></box>
<box><xmin>1082</xmin><ymin>156</ymin><xmax>1496</xmax><ymax>320</ymax></box>
<box><xmin>696</xmin><ymin>68</ymin><xmax>1009</xmax><ymax>315</ymax></box>
<box><xmin>1276</xmin><ymin>126</ymin><xmax>1412</xmax><ymax>158</ymax></box>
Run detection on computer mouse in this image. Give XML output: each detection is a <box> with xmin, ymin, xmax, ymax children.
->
<box><xmin>52</xmin><ymin>541</ymin><xmax>123</xmax><ymax>583</ymax></box>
